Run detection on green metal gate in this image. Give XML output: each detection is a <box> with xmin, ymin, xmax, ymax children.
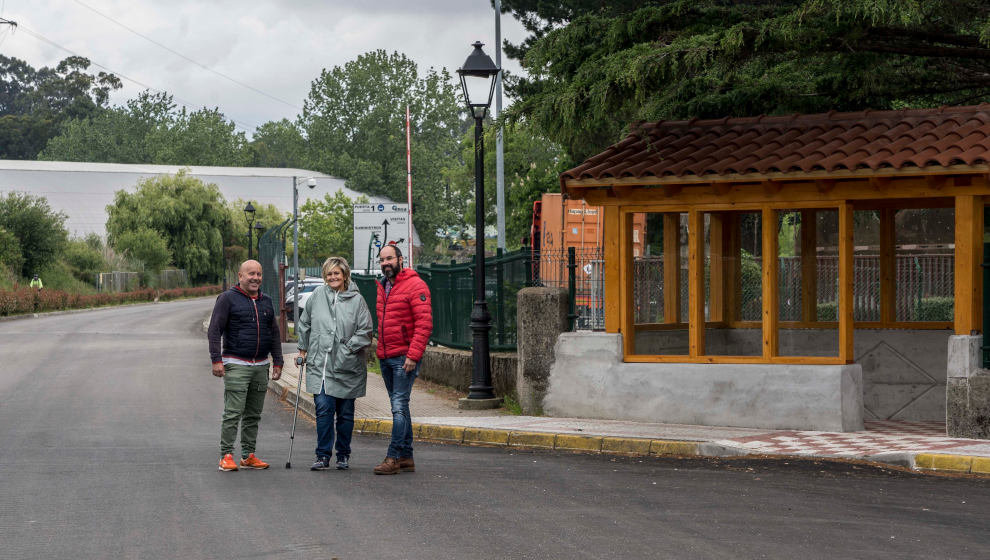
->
<box><xmin>258</xmin><ymin>218</ymin><xmax>292</xmax><ymax>300</ymax></box>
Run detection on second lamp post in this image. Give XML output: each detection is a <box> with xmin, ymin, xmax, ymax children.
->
<box><xmin>244</xmin><ymin>201</ymin><xmax>257</xmax><ymax>260</ymax></box>
<box><xmin>457</xmin><ymin>41</ymin><xmax>500</xmax><ymax>406</ymax></box>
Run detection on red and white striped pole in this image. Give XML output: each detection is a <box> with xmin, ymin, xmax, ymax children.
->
<box><xmin>406</xmin><ymin>105</ymin><xmax>414</xmax><ymax>267</ymax></box>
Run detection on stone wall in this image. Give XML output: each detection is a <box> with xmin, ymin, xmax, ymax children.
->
<box><xmin>634</xmin><ymin>327</ymin><xmax>951</xmax><ymax>421</ymax></box>
<box><xmin>515</xmin><ymin>287</ymin><xmax>569</xmax><ymax>415</ymax></box>
<box><xmin>419</xmin><ymin>345</ymin><xmax>517</xmax><ymax>397</ymax></box>
<box><xmin>946</xmin><ymin>335</ymin><xmax>990</xmax><ymax>439</ymax></box>
<box><xmin>544</xmin><ymin>332</ymin><xmax>864</xmax><ymax>431</ymax></box>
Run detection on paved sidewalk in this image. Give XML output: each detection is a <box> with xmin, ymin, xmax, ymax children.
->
<box><xmin>271</xmin><ymin>353</ymin><xmax>990</xmax><ymax>477</ymax></box>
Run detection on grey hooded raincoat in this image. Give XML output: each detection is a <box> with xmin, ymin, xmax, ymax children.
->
<box><xmin>296</xmin><ymin>282</ymin><xmax>373</xmax><ymax>398</ymax></box>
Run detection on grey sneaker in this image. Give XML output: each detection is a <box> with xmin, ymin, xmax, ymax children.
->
<box><xmin>336</xmin><ymin>456</ymin><xmax>349</xmax><ymax>470</ymax></box>
<box><xmin>310</xmin><ymin>456</ymin><xmax>331</xmax><ymax>471</ymax></box>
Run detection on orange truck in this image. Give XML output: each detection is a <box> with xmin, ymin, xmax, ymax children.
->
<box><xmin>531</xmin><ymin>193</ymin><xmax>646</xmax><ymax>286</ymax></box>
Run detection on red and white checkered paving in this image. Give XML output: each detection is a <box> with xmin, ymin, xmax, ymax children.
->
<box><xmin>712</xmin><ymin>421</ymin><xmax>990</xmax><ymax>459</ymax></box>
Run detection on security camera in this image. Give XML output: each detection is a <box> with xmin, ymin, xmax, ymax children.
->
<box><xmin>306</xmin><ymin>177</ymin><xmax>317</xmax><ymax>189</ymax></box>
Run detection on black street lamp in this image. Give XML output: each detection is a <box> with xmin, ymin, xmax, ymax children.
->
<box><xmin>244</xmin><ymin>202</ymin><xmax>257</xmax><ymax>260</ymax></box>
<box><xmin>457</xmin><ymin>41</ymin><xmax>500</xmax><ymax>406</ymax></box>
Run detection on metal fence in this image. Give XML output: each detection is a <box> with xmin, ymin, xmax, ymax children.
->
<box><xmin>157</xmin><ymin>269</ymin><xmax>189</xmax><ymax>290</ymax></box>
<box><xmin>96</xmin><ymin>272</ymin><xmax>140</xmax><ymax>292</ymax></box>
<box><xmin>628</xmin><ymin>253</ymin><xmax>954</xmax><ymax>324</ymax></box>
<box><xmin>535</xmin><ymin>247</ymin><xmax>605</xmax><ymax>330</ymax></box>
<box><xmin>352</xmin><ymin>249</ymin><xmax>533</xmax><ymax>352</ymax></box>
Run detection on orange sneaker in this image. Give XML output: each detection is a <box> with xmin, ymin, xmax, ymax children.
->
<box><xmin>218</xmin><ymin>453</ymin><xmax>238</xmax><ymax>471</ymax></box>
<box><xmin>239</xmin><ymin>453</ymin><xmax>269</xmax><ymax>469</ymax></box>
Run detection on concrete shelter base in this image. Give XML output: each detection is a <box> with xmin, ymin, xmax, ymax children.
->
<box><xmin>544</xmin><ymin>333</ymin><xmax>864</xmax><ymax>432</ymax></box>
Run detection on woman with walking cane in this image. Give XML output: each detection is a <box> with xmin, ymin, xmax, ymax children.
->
<box><xmin>296</xmin><ymin>256</ymin><xmax>373</xmax><ymax>471</ymax></box>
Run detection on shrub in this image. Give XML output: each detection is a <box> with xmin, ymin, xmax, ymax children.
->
<box><xmin>916</xmin><ymin>296</ymin><xmax>954</xmax><ymax>322</ymax></box>
<box><xmin>817</xmin><ymin>301</ymin><xmax>838</xmax><ymax>321</ymax></box>
<box><xmin>0</xmin><ymin>284</ymin><xmax>221</xmax><ymax>316</ymax></box>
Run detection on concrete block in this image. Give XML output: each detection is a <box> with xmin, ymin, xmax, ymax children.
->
<box><xmin>376</xmin><ymin>420</ymin><xmax>393</xmax><ymax>435</ymax></box>
<box><xmin>361</xmin><ymin>419</ymin><xmax>380</xmax><ymax>434</ymax></box>
<box><xmin>554</xmin><ymin>434</ymin><xmax>603</xmax><ymax>453</ymax></box>
<box><xmin>914</xmin><ymin>454</ymin><xmax>935</xmax><ymax>469</ymax></box>
<box><xmin>516</xmin><ymin>287</ymin><xmax>568</xmax><ymax>415</ymax></box>
<box><xmin>650</xmin><ymin>440</ymin><xmax>699</xmax><ymax>456</ymax></box>
<box><xmin>971</xmin><ymin>457</ymin><xmax>990</xmax><ymax>474</ymax></box>
<box><xmin>947</xmin><ymin>335</ymin><xmax>981</xmax><ymax>379</ymax></box>
<box><xmin>508</xmin><ymin>431</ymin><xmax>556</xmax><ymax>448</ymax></box>
<box><xmin>463</xmin><ymin>428</ymin><xmax>510</xmax><ymax>446</ymax></box>
<box><xmin>602</xmin><ymin>437</ymin><xmax>652</xmax><ymax>455</ymax></box>
<box><xmin>419</xmin><ymin>424</ymin><xmax>464</xmax><ymax>443</ymax></box>
<box><xmin>930</xmin><ymin>454</ymin><xmax>973</xmax><ymax>472</ymax></box>
<box><xmin>947</xmin><ymin>371</ymin><xmax>990</xmax><ymax>439</ymax></box>
<box><xmin>353</xmin><ymin>418</ymin><xmax>367</xmax><ymax>432</ymax></box>
<box><xmin>545</xmin><ymin>333</ymin><xmax>864</xmax><ymax>432</ymax></box>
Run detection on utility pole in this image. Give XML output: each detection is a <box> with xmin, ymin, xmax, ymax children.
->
<box><xmin>494</xmin><ymin>0</ymin><xmax>506</xmax><ymax>250</ymax></box>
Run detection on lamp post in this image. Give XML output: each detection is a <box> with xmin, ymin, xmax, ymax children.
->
<box><xmin>457</xmin><ymin>41</ymin><xmax>500</xmax><ymax>406</ymax></box>
<box><xmin>254</xmin><ymin>222</ymin><xmax>265</xmax><ymax>258</ymax></box>
<box><xmin>244</xmin><ymin>202</ymin><xmax>256</xmax><ymax>260</ymax></box>
<box><xmin>292</xmin><ymin>177</ymin><xmax>317</xmax><ymax>330</ymax></box>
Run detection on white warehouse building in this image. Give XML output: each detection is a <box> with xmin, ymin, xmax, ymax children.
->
<box><xmin>0</xmin><ymin>160</ymin><xmax>418</xmax><ymax>248</ymax></box>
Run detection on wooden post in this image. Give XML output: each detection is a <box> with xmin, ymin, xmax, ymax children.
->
<box><xmin>621</xmin><ymin>211</ymin><xmax>635</xmax><ymax>356</ymax></box>
<box><xmin>663</xmin><ymin>213</ymin><xmax>680</xmax><ymax>323</ymax></box>
<box><xmin>954</xmin><ymin>195</ymin><xmax>983</xmax><ymax>335</ymax></box>
<box><xmin>688</xmin><ymin>210</ymin><xmax>705</xmax><ymax>357</ymax></box>
<box><xmin>603</xmin><ymin>206</ymin><xmax>620</xmax><ymax>333</ymax></box>
<box><xmin>762</xmin><ymin>208</ymin><xmax>778</xmax><ymax>359</ymax></box>
<box><xmin>800</xmin><ymin>210</ymin><xmax>817</xmax><ymax>323</ymax></box>
<box><xmin>880</xmin><ymin>208</ymin><xmax>896</xmax><ymax>325</ymax></box>
<box><xmin>839</xmin><ymin>202</ymin><xmax>855</xmax><ymax>362</ymax></box>
<box><xmin>710</xmin><ymin>213</ymin><xmax>725</xmax><ymax>323</ymax></box>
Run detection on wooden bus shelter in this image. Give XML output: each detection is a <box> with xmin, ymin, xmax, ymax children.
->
<box><xmin>546</xmin><ymin>105</ymin><xmax>990</xmax><ymax>435</ymax></box>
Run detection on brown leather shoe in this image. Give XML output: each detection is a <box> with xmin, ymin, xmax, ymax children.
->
<box><xmin>398</xmin><ymin>457</ymin><xmax>415</xmax><ymax>472</ymax></box>
<box><xmin>373</xmin><ymin>457</ymin><xmax>400</xmax><ymax>475</ymax></box>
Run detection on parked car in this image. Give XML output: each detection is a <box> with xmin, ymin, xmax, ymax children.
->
<box><xmin>284</xmin><ymin>278</ymin><xmax>323</xmax><ymax>302</ymax></box>
<box><xmin>285</xmin><ymin>282</ymin><xmax>322</xmax><ymax>320</ymax></box>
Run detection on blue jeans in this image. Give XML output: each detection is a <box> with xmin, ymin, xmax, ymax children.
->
<box><xmin>313</xmin><ymin>389</ymin><xmax>355</xmax><ymax>459</ymax></box>
<box><xmin>380</xmin><ymin>356</ymin><xmax>418</xmax><ymax>459</ymax></box>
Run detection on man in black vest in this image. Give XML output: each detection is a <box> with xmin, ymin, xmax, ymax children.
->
<box><xmin>208</xmin><ymin>260</ymin><xmax>283</xmax><ymax>471</ymax></box>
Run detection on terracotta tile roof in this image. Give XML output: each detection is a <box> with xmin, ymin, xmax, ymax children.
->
<box><xmin>561</xmin><ymin>105</ymin><xmax>990</xmax><ymax>184</ymax></box>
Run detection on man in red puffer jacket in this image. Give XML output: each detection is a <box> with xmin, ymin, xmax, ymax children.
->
<box><xmin>373</xmin><ymin>244</ymin><xmax>433</xmax><ymax>475</ymax></box>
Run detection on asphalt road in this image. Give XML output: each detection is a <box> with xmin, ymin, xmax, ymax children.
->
<box><xmin>1</xmin><ymin>298</ymin><xmax>989</xmax><ymax>560</ymax></box>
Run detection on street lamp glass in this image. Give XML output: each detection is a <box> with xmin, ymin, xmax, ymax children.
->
<box><xmin>243</xmin><ymin>201</ymin><xmax>256</xmax><ymax>226</ymax></box>
<box><xmin>457</xmin><ymin>41</ymin><xmax>499</xmax><ymax>118</ymax></box>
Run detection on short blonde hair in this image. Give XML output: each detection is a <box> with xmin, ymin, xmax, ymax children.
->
<box><xmin>321</xmin><ymin>256</ymin><xmax>351</xmax><ymax>289</ymax></box>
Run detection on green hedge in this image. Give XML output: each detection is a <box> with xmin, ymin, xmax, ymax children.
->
<box><xmin>0</xmin><ymin>285</ymin><xmax>221</xmax><ymax>316</ymax></box>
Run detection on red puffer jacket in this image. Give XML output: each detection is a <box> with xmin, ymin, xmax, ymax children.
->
<box><xmin>376</xmin><ymin>268</ymin><xmax>433</xmax><ymax>362</ymax></box>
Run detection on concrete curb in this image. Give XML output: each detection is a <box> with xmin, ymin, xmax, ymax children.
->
<box><xmin>266</xmin><ymin>368</ymin><xmax>990</xmax><ymax>478</ymax></box>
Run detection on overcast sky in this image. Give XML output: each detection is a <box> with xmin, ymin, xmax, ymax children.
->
<box><xmin>0</xmin><ymin>0</ymin><xmax>528</xmax><ymax>135</ymax></box>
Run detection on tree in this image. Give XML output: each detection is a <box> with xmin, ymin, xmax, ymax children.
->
<box><xmin>105</xmin><ymin>171</ymin><xmax>230</xmax><ymax>283</ymax></box>
<box><xmin>297</xmin><ymin>190</ymin><xmax>369</xmax><ymax>265</ymax></box>
<box><xmin>226</xmin><ymin>198</ymin><xmax>289</xmax><ymax>255</ymax></box>
<box><xmin>248</xmin><ymin>119</ymin><xmax>307</xmax><ymax>168</ymax></box>
<box><xmin>0</xmin><ymin>192</ymin><xmax>68</xmax><ymax>277</ymax></box>
<box><xmin>62</xmin><ymin>238</ymin><xmax>107</xmax><ymax>282</ymax></box>
<box><xmin>0</xmin><ymin>227</ymin><xmax>23</xmax><ymax>275</ymax></box>
<box><xmin>114</xmin><ymin>227</ymin><xmax>172</xmax><ymax>274</ymax></box>
<box><xmin>450</xmin><ymin>119</ymin><xmax>571</xmax><ymax>249</ymax></box>
<box><xmin>0</xmin><ymin>54</ymin><xmax>121</xmax><ymax>159</ymax></box>
<box><xmin>299</xmin><ymin>50</ymin><xmax>465</xmax><ymax>250</ymax></box>
<box><xmin>40</xmin><ymin>91</ymin><xmax>250</xmax><ymax>166</ymax></box>
<box><xmin>501</xmin><ymin>1</ymin><xmax>990</xmax><ymax>161</ymax></box>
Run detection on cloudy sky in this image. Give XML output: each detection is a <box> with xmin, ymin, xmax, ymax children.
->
<box><xmin>0</xmin><ymin>0</ymin><xmax>528</xmax><ymax>134</ymax></box>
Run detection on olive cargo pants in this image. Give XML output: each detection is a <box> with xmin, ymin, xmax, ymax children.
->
<box><xmin>219</xmin><ymin>363</ymin><xmax>269</xmax><ymax>457</ymax></box>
